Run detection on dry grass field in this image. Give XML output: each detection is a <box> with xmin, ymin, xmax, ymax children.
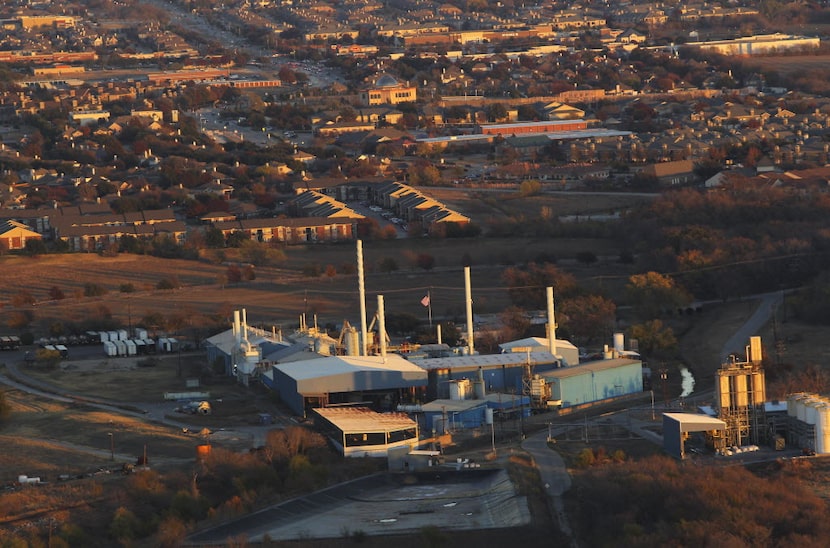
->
<box><xmin>741</xmin><ymin>54</ymin><xmax>830</xmax><ymax>76</ymax></box>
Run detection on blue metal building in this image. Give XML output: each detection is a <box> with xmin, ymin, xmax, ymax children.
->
<box><xmin>541</xmin><ymin>357</ymin><xmax>643</xmax><ymax>408</ymax></box>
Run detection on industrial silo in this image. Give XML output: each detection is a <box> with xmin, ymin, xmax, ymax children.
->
<box><xmin>815</xmin><ymin>403</ymin><xmax>830</xmax><ymax>454</ymax></box>
<box><xmin>717</xmin><ymin>374</ymin><xmax>731</xmax><ymax>410</ymax></box>
<box><xmin>750</xmin><ymin>371</ymin><xmax>766</xmax><ymax>405</ymax></box>
<box><xmin>733</xmin><ymin>374</ymin><xmax>748</xmax><ymax>408</ymax></box>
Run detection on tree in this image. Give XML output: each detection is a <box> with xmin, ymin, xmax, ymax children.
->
<box><xmin>48</xmin><ymin>286</ymin><xmax>65</xmax><ymax>300</ymax></box>
<box><xmin>226</xmin><ymin>264</ymin><xmax>242</xmax><ymax>284</ymax></box>
<box><xmin>503</xmin><ymin>263</ymin><xmax>578</xmax><ymax>308</ymax></box>
<box><xmin>626</xmin><ymin>272</ymin><xmax>691</xmax><ymax>319</ymax></box>
<box><xmin>629</xmin><ymin>319</ymin><xmax>677</xmax><ymax>358</ymax></box>
<box><xmin>378</xmin><ymin>257</ymin><xmax>399</xmax><ymax>273</ymax></box>
<box><xmin>559</xmin><ymin>294</ymin><xmax>617</xmax><ymax>346</ymax></box>
<box><xmin>416</xmin><ymin>253</ymin><xmax>435</xmax><ymax>270</ymax></box>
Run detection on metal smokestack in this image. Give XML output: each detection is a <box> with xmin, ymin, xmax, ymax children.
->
<box><xmin>377</xmin><ymin>294</ymin><xmax>387</xmax><ymax>360</ymax></box>
<box><xmin>465</xmin><ymin>266</ymin><xmax>474</xmax><ymax>355</ymax></box>
<box><xmin>357</xmin><ymin>240</ymin><xmax>368</xmax><ymax>356</ymax></box>
<box><xmin>233</xmin><ymin>310</ymin><xmax>240</xmax><ymax>343</ymax></box>
<box><xmin>547</xmin><ymin>287</ymin><xmax>557</xmax><ymax>356</ymax></box>
<box><xmin>437</xmin><ymin>323</ymin><xmax>442</xmax><ymax>345</ymax></box>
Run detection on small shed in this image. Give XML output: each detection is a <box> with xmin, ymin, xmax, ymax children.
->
<box><xmin>663</xmin><ymin>413</ymin><xmax>727</xmax><ymax>459</ymax></box>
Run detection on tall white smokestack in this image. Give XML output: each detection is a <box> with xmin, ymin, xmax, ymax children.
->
<box><xmin>377</xmin><ymin>294</ymin><xmax>387</xmax><ymax>360</ymax></box>
<box><xmin>437</xmin><ymin>323</ymin><xmax>442</xmax><ymax>345</ymax></box>
<box><xmin>233</xmin><ymin>310</ymin><xmax>241</xmax><ymax>343</ymax></box>
<box><xmin>465</xmin><ymin>266</ymin><xmax>474</xmax><ymax>355</ymax></box>
<box><xmin>242</xmin><ymin>309</ymin><xmax>249</xmax><ymax>343</ymax></box>
<box><xmin>547</xmin><ymin>287</ymin><xmax>557</xmax><ymax>356</ymax></box>
<box><xmin>357</xmin><ymin>240</ymin><xmax>368</xmax><ymax>356</ymax></box>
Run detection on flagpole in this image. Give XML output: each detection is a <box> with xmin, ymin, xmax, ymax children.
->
<box><xmin>428</xmin><ymin>289</ymin><xmax>433</xmax><ymax>328</ymax></box>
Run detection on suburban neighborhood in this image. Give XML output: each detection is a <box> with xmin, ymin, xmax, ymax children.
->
<box><xmin>5</xmin><ymin>0</ymin><xmax>830</xmax><ymax>546</ymax></box>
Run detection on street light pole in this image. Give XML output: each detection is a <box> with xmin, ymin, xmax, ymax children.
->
<box><xmin>108</xmin><ymin>432</ymin><xmax>114</xmax><ymax>461</ymax></box>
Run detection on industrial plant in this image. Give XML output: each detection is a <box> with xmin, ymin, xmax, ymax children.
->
<box><xmin>196</xmin><ymin>240</ymin><xmax>646</xmax><ymax>459</ymax></box>
<box><xmin>664</xmin><ymin>336</ymin><xmax>830</xmax><ymax>460</ymax></box>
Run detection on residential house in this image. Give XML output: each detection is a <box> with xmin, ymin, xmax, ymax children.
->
<box><xmin>0</xmin><ymin>219</ymin><xmax>42</xmax><ymax>250</ymax></box>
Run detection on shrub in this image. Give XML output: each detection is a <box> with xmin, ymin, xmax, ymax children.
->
<box><xmin>83</xmin><ymin>283</ymin><xmax>107</xmax><ymax>297</ymax></box>
<box><xmin>156</xmin><ymin>276</ymin><xmax>180</xmax><ymax>290</ymax></box>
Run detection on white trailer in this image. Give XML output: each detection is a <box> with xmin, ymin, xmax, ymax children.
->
<box><xmin>115</xmin><ymin>340</ymin><xmax>127</xmax><ymax>357</ymax></box>
<box><xmin>135</xmin><ymin>328</ymin><xmax>148</xmax><ymax>340</ymax></box>
<box><xmin>125</xmin><ymin>340</ymin><xmax>137</xmax><ymax>356</ymax></box>
<box><xmin>117</xmin><ymin>329</ymin><xmax>128</xmax><ymax>341</ymax></box>
<box><xmin>156</xmin><ymin>338</ymin><xmax>169</xmax><ymax>353</ymax></box>
<box><xmin>144</xmin><ymin>338</ymin><xmax>156</xmax><ymax>353</ymax></box>
<box><xmin>107</xmin><ymin>331</ymin><xmax>118</xmax><ymax>343</ymax></box>
<box><xmin>104</xmin><ymin>340</ymin><xmax>117</xmax><ymax>357</ymax></box>
<box><xmin>134</xmin><ymin>339</ymin><xmax>147</xmax><ymax>354</ymax></box>
<box><xmin>55</xmin><ymin>344</ymin><xmax>69</xmax><ymax>358</ymax></box>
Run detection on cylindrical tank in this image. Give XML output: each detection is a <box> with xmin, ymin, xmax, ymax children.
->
<box><xmin>751</xmin><ymin>372</ymin><xmax>766</xmax><ymax>406</ymax></box>
<box><xmin>815</xmin><ymin>404</ymin><xmax>828</xmax><ymax>454</ymax></box>
<box><xmin>788</xmin><ymin>393</ymin><xmax>807</xmax><ymax>417</ymax></box>
<box><xmin>344</xmin><ymin>327</ymin><xmax>360</xmax><ymax>356</ymax></box>
<box><xmin>485</xmin><ymin>408</ymin><xmax>494</xmax><ymax>425</ymax></box>
<box><xmin>449</xmin><ymin>379</ymin><xmax>470</xmax><ymax>400</ymax></box>
<box><xmin>613</xmin><ymin>332</ymin><xmax>624</xmax><ymax>353</ymax></box>
<box><xmin>718</xmin><ymin>374</ymin><xmax>731</xmax><ymax>410</ymax></box>
<box><xmin>797</xmin><ymin>395</ymin><xmax>809</xmax><ymax>423</ymax></box>
<box><xmin>733</xmin><ymin>374</ymin><xmax>748</xmax><ymax>407</ymax></box>
<box><xmin>806</xmin><ymin>399</ymin><xmax>820</xmax><ymax>425</ymax></box>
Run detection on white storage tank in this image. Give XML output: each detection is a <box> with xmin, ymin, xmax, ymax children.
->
<box><xmin>613</xmin><ymin>332</ymin><xmax>625</xmax><ymax>354</ymax></box>
<box><xmin>449</xmin><ymin>378</ymin><xmax>471</xmax><ymax>400</ymax></box>
<box><xmin>718</xmin><ymin>374</ymin><xmax>731</xmax><ymax>410</ymax></box>
<box><xmin>485</xmin><ymin>408</ymin><xmax>494</xmax><ymax>425</ymax></box>
<box><xmin>815</xmin><ymin>403</ymin><xmax>829</xmax><ymax>454</ymax></box>
<box><xmin>796</xmin><ymin>395</ymin><xmax>809</xmax><ymax>423</ymax></box>
<box><xmin>805</xmin><ymin>398</ymin><xmax>820</xmax><ymax>425</ymax></box>
<box><xmin>135</xmin><ymin>328</ymin><xmax>148</xmax><ymax>340</ymax></box>
<box><xmin>733</xmin><ymin>374</ymin><xmax>748</xmax><ymax>407</ymax></box>
<box><xmin>788</xmin><ymin>393</ymin><xmax>806</xmax><ymax>417</ymax></box>
<box><xmin>344</xmin><ymin>327</ymin><xmax>360</xmax><ymax>357</ymax></box>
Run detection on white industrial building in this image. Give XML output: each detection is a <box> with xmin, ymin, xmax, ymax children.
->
<box><xmin>313</xmin><ymin>407</ymin><xmax>419</xmax><ymax>458</ymax></box>
<box><xmin>268</xmin><ymin>354</ymin><xmax>428</xmax><ymax>416</ymax></box>
<box><xmin>499</xmin><ymin>337</ymin><xmax>579</xmax><ymax>366</ymax></box>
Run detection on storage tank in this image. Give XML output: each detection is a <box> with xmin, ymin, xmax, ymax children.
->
<box><xmin>733</xmin><ymin>374</ymin><xmax>748</xmax><ymax>407</ymax></box>
<box><xmin>717</xmin><ymin>374</ymin><xmax>731</xmax><ymax>410</ymax></box>
<box><xmin>815</xmin><ymin>404</ymin><xmax>829</xmax><ymax>454</ymax></box>
<box><xmin>796</xmin><ymin>395</ymin><xmax>809</xmax><ymax>423</ymax></box>
<box><xmin>344</xmin><ymin>327</ymin><xmax>360</xmax><ymax>356</ymax></box>
<box><xmin>787</xmin><ymin>393</ymin><xmax>806</xmax><ymax>417</ymax></box>
<box><xmin>613</xmin><ymin>332</ymin><xmax>625</xmax><ymax>354</ymax></box>
<box><xmin>750</xmin><ymin>372</ymin><xmax>766</xmax><ymax>405</ymax></box>
<box><xmin>806</xmin><ymin>398</ymin><xmax>820</xmax><ymax>425</ymax></box>
<box><xmin>449</xmin><ymin>379</ymin><xmax>471</xmax><ymax>400</ymax></box>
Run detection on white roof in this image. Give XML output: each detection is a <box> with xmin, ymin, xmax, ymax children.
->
<box><xmin>205</xmin><ymin>327</ymin><xmax>279</xmax><ymax>355</ymax></box>
<box><xmin>663</xmin><ymin>412</ymin><xmax>727</xmax><ymax>432</ymax></box>
<box><xmin>314</xmin><ymin>407</ymin><xmax>416</xmax><ymax>433</ymax></box>
<box><xmin>276</xmin><ymin>354</ymin><xmax>425</xmax><ymax>381</ymax></box>
<box><xmin>421</xmin><ymin>398</ymin><xmax>487</xmax><ymax>413</ymax></box>
<box><xmin>499</xmin><ymin>337</ymin><xmax>577</xmax><ymax>351</ymax></box>
<box><xmin>409</xmin><ymin>351</ymin><xmax>561</xmax><ymax>372</ymax></box>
